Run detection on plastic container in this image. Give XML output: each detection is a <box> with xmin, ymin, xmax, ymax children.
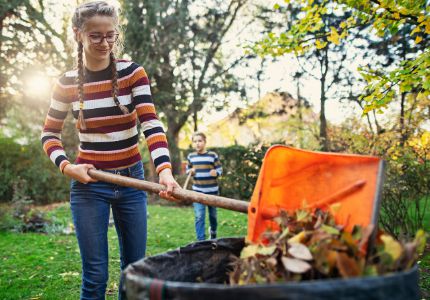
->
<box><xmin>123</xmin><ymin>237</ymin><xmax>420</xmax><ymax>300</ymax></box>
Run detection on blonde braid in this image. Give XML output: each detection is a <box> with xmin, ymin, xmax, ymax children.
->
<box><xmin>110</xmin><ymin>52</ymin><xmax>129</xmax><ymax>114</ymax></box>
<box><xmin>77</xmin><ymin>42</ymin><xmax>87</xmax><ymax>130</ymax></box>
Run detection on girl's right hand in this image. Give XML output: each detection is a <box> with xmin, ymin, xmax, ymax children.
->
<box><xmin>63</xmin><ymin>164</ymin><xmax>98</xmax><ymax>184</ymax></box>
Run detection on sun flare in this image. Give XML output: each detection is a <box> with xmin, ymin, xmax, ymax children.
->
<box><xmin>25</xmin><ymin>75</ymin><xmax>51</xmax><ymax>97</ymax></box>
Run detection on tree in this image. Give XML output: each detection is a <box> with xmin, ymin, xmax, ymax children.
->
<box><xmin>253</xmin><ymin>0</ymin><xmax>430</xmax><ymax>118</ymax></box>
<box><xmin>123</xmin><ymin>0</ymin><xmax>248</xmax><ymax>173</ymax></box>
<box><xmin>0</xmin><ymin>0</ymin><xmax>64</xmax><ymax>121</ymax></box>
<box><xmin>253</xmin><ymin>1</ymin><xmax>359</xmax><ymax>150</ymax></box>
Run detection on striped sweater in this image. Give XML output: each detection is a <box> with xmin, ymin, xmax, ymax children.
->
<box><xmin>186</xmin><ymin>151</ymin><xmax>222</xmax><ymax>195</ymax></box>
<box><xmin>41</xmin><ymin>60</ymin><xmax>171</xmax><ymax>173</ymax></box>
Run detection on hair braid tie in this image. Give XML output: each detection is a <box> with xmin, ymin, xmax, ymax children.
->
<box><xmin>111</xmin><ymin>53</ymin><xmax>129</xmax><ymax>115</ymax></box>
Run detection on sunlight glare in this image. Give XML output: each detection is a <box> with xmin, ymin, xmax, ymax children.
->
<box><xmin>25</xmin><ymin>75</ymin><xmax>51</xmax><ymax>98</ymax></box>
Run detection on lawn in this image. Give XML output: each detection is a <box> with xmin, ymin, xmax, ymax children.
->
<box><xmin>0</xmin><ymin>202</ymin><xmax>428</xmax><ymax>299</ymax></box>
<box><xmin>0</xmin><ymin>203</ymin><xmax>247</xmax><ymax>300</ymax></box>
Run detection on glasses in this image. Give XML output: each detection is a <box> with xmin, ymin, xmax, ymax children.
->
<box><xmin>87</xmin><ymin>33</ymin><xmax>119</xmax><ymax>44</ymax></box>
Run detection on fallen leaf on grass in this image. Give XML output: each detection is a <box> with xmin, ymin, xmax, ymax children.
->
<box><xmin>59</xmin><ymin>271</ymin><xmax>79</xmax><ymax>277</ymax></box>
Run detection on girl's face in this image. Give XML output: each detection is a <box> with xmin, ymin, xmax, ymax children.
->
<box><xmin>192</xmin><ymin>136</ymin><xmax>206</xmax><ymax>153</ymax></box>
<box><xmin>77</xmin><ymin>15</ymin><xmax>117</xmax><ymax>65</ymax></box>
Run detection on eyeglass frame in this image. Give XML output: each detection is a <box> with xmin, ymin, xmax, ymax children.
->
<box><xmin>86</xmin><ymin>32</ymin><xmax>119</xmax><ymax>44</ymax></box>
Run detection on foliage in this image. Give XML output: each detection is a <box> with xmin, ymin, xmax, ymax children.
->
<box><xmin>230</xmin><ymin>209</ymin><xmax>427</xmax><ymax>285</ymax></box>
<box><xmin>254</xmin><ymin>1</ymin><xmax>360</xmax><ymax>150</ymax></box>
<box><xmin>204</xmin><ymin>92</ymin><xmax>320</xmax><ymax>149</ymax></box>
<box><xmin>253</xmin><ymin>0</ymin><xmax>430</xmax><ymax>114</ymax></box>
<box><xmin>381</xmin><ymin>131</ymin><xmax>430</xmax><ymax>238</ymax></box>
<box><xmin>0</xmin><ymin>0</ymin><xmax>64</xmax><ymax>119</ymax></box>
<box><xmin>0</xmin><ymin>177</ymin><xmax>53</xmax><ymax>233</ymax></box>
<box><xmin>0</xmin><ymin>136</ymin><xmax>69</xmax><ymax>204</ymax></box>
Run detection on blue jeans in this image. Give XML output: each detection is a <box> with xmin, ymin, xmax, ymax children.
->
<box><xmin>70</xmin><ymin>161</ymin><xmax>147</xmax><ymax>300</ymax></box>
<box><xmin>193</xmin><ymin>202</ymin><xmax>217</xmax><ymax>241</ymax></box>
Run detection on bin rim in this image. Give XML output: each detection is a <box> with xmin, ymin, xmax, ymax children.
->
<box><xmin>125</xmin><ymin>264</ymin><xmax>419</xmax><ymax>290</ymax></box>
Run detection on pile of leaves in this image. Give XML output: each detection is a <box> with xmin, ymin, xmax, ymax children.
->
<box><xmin>229</xmin><ymin>209</ymin><xmax>426</xmax><ymax>285</ymax></box>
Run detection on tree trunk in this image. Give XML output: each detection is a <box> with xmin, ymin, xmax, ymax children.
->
<box><xmin>319</xmin><ymin>74</ymin><xmax>329</xmax><ymax>151</ymax></box>
<box><xmin>318</xmin><ymin>48</ymin><xmax>329</xmax><ymax>151</ymax></box>
<box><xmin>0</xmin><ymin>15</ymin><xmax>6</xmax><ymax>119</ymax></box>
<box><xmin>296</xmin><ymin>75</ymin><xmax>304</xmax><ymax>148</ymax></box>
<box><xmin>193</xmin><ymin>109</ymin><xmax>198</xmax><ymax>132</ymax></box>
<box><xmin>166</xmin><ymin>120</ymin><xmax>182</xmax><ymax>175</ymax></box>
<box><xmin>399</xmin><ymin>92</ymin><xmax>406</xmax><ymax>145</ymax></box>
<box><xmin>319</xmin><ymin>96</ymin><xmax>328</xmax><ymax>151</ymax></box>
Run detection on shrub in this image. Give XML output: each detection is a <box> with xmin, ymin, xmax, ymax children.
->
<box><xmin>0</xmin><ymin>137</ymin><xmax>69</xmax><ymax>204</ymax></box>
<box><xmin>181</xmin><ymin>144</ymin><xmax>271</xmax><ymax>201</ymax></box>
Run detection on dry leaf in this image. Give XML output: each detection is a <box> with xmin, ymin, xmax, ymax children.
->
<box><xmin>281</xmin><ymin>257</ymin><xmax>311</xmax><ymax>274</ymax></box>
<box><xmin>266</xmin><ymin>257</ymin><xmax>278</xmax><ymax>268</ymax></box>
<box><xmin>257</xmin><ymin>245</ymin><xmax>277</xmax><ymax>256</ymax></box>
<box><xmin>381</xmin><ymin>234</ymin><xmax>403</xmax><ymax>262</ymax></box>
<box><xmin>288</xmin><ymin>243</ymin><xmax>313</xmax><ymax>261</ymax></box>
<box><xmin>288</xmin><ymin>231</ymin><xmax>307</xmax><ymax>244</ymax></box>
<box><xmin>240</xmin><ymin>244</ymin><xmax>259</xmax><ymax>259</ymax></box>
<box><xmin>336</xmin><ymin>252</ymin><xmax>361</xmax><ymax>278</ymax></box>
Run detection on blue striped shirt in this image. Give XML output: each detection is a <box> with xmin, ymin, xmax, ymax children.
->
<box><xmin>186</xmin><ymin>151</ymin><xmax>222</xmax><ymax>195</ymax></box>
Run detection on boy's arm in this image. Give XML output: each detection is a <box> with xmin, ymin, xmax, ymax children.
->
<box><xmin>214</xmin><ymin>153</ymin><xmax>223</xmax><ymax>176</ymax></box>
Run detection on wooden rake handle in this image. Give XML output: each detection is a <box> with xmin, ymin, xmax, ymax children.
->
<box><xmin>87</xmin><ymin>169</ymin><xmax>249</xmax><ymax>214</ymax></box>
<box><xmin>182</xmin><ymin>172</ymin><xmax>192</xmax><ymax>189</ymax></box>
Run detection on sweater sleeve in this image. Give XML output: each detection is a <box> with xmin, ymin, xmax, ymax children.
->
<box><xmin>130</xmin><ymin>65</ymin><xmax>172</xmax><ymax>174</ymax></box>
<box><xmin>40</xmin><ymin>77</ymin><xmax>71</xmax><ymax>173</ymax></box>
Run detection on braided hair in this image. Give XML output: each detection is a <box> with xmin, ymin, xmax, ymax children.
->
<box><xmin>71</xmin><ymin>1</ymin><xmax>127</xmax><ymax>130</ymax></box>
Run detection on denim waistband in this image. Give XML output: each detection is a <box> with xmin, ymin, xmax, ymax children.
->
<box><xmin>100</xmin><ymin>161</ymin><xmax>142</xmax><ymax>176</ymax></box>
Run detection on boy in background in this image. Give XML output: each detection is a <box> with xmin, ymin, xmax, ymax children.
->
<box><xmin>186</xmin><ymin>132</ymin><xmax>223</xmax><ymax>240</ymax></box>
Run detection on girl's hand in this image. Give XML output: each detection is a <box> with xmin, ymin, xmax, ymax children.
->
<box><xmin>158</xmin><ymin>168</ymin><xmax>180</xmax><ymax>200</ymax></box>
<box><xmin>189</xmin><ymin>168</ymin><xmax>196</xmax><ymax>175</ymax></box>
<box><xmin>63</xmin><ymin>164</ymin><xmax>98</xmax><ymax>184</ymax></box>
<box><xmin>209</xmin><ymin>169</ymin><xmax>218</xmax><ymax>177</ymax></box>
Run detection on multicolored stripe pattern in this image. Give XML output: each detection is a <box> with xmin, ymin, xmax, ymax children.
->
<box><xmin>186</xmin><ymin>151</ymin><xmax>222</xmax><ymax>195</ymax></box>
<box><xmin>41</xmin><ymin>60</ymin><xmax>171</xmax><ymax>173</ymax></box>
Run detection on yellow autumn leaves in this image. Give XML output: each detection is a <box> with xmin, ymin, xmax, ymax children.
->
<box><xmin>408</xmin><ymin>131</ymin><xmax>430</xmax><ymax>159</ymax></box>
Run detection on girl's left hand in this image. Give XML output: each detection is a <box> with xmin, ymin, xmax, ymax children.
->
<box><xmin>158</xmin><ymin>168</ymin><xmax>180</xmax><ymax>200</ymax></box>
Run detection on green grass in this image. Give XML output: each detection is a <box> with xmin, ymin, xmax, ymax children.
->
<box><xmin>0</xmin><ymin>203</ymin><xmax>247</xmax><ymax>300</ymax></box>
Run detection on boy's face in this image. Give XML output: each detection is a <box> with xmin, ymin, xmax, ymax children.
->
<box><xmin>192</xmin><ymin>136</ymin><xmax>206</xmax><ymax>153</ymax></box>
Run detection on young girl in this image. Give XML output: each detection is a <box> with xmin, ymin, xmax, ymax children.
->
<box><xmin>40</xmin><ymin>1</ymin><xmax>179</xmax><ymax>299</ymax></box>
<box><xmin>186</xmin><ymin>132</ymin><xmax>223</xmax><ymax>240</ymax></box>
